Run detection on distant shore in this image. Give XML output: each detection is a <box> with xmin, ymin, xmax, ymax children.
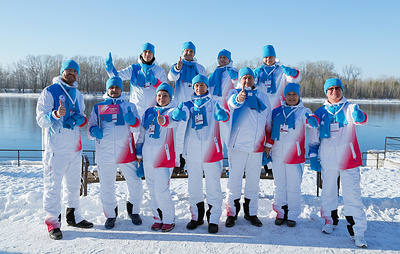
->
<box><xmin>1</xmin><ymin>92</ymin><xmax>400</xmax><ymax>104</ymax></box>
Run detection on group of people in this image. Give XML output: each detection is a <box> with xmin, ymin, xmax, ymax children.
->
<box><xmin>36</xmin><ymin>42</ymin><xmax>368</xmax><ymax>248</ymax></box>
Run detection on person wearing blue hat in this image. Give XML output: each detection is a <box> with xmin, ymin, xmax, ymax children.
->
<box><xmin>224</xmin><ymin>67</ymin><xmax>272</xmax><ymax>228</ymax></box>
<box><xmin>170</xmin><ymin>74</ymin><xmax>229</xmax><ymax>233</ymax></box>
<box><xmin>254</xmin><ymin>44</ymin><xmax>301</xmax><ymax>178</ymax></box>
<box><xmin>208</xmin><ymin>49</ymin><xmax>238</xmax><ymax>143</ymax></box>
<box><xmin>308</xmin><ymin>78</ymin><xmax>368</xmax><ymax>248</ymax></box>
<box><xmin>135</xmin><ymin>83</ymin><xmax>183</xmax><ymax>232</ymax></box>
<box><xmin>168</xmin><ymin>41</ymin><xmax>207</xmax><ymax>172</ymax></box>
<box><xmin>104</xmin><ymin>42</ymin><xmax>167</xmax><ymax>117</ymax></box>
<box><xmin>36</xmin><ymin>59</ymin><xmax>93</xmax><ymax>240</ymax></box>
<box><xmin>168</xmin><ymin>41</ymin><xmax>207</xmax><ymax>103</ymax></box>
<box><xmin>254</xmin><ymin>45</ymin><xmax>301</xmax><ymax>109</ymax></box>
<box><xmin>87</xmin><ymin>76</ymin><xmax>143</xmax><ymax>229</ymax></box>
<box><xmin>269</xmin><ymin>83</ymin><xmax>318</xmax><ymax>227</ymax></box>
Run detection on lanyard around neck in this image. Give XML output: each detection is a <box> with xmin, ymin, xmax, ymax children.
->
<box><xmin>58</xmin><ymin>83</ymin><xmax>76</xmax><ymax>106</ymax></box>
<box><xmin>325</xmin><ymin>102</ymin><xmax>346</xmax><ymax>117</ymax></box>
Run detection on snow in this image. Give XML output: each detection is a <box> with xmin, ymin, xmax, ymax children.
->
<box><xmin>0</xmin><ymin>162</ymin><xmax>400</xmax><ymax>253</ymax></box>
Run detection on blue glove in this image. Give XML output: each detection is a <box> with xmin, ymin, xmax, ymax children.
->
<box><xmin>309</xmin><ymin>157</ymin><xmax>321</xmax><ymax>172</ymax></box>
<box><xmin>136</xmin><ymin>161</ymin><xmax>144</xmax><ymax>178</ymax></box>
<box><xmin>90</xmin><ymin>126</ymin><xmax>103</xmax><ymax>139</ymax></box>
<box><xmin>63</xmin><ymin>116</ymin><xmax>76</xmax><ymax>129</ymax></box>
<box><xmin>305</xmin><ymin>113</ymin><xmax>318</xmax><ymax>128</ymax></box>
<box><xmin>352</xmin><ymin>105</ymin><xmax>366</xmax><ymax>122</ymax></box>
<box><xmin>214</xmin><ymin>103</ymin><xmax>229</xmax><ymax>122</ymax></box>
<box><xmin>228</xmin><ymin>68</ymin><xmax>238</xmax><ymax>80</ymax></box>
<box><xmin>171</xmin><ymin>103</ymin><xmax>186</xmax><ymax>121</ymax></box>
<box><xmin>71</xmin><ymin>113</ymin><xmax>85</xmax><ymax>126</ymax></box>
<box><xmin>281</xmin><ymin>65</ymin><xmax>298</xmax><ymax>77</ymax></box>
<box><xmin>105</xmin><ymin>52</ymin><xmax>114</xmax><ymax>72</ymax></box>
<box><xmin>124</xmin><ymin>107</ymin><xmax>137</xmax><ymax>126</ymax></box>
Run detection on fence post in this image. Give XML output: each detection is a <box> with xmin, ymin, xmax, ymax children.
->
<box><xmin>17</xmin><ymin>150</ymin><xmax>20</xmax><ymax>167</ymax></box>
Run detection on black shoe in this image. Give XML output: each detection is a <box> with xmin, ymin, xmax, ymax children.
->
<box><xmin>186</xmin><ymin>219</ymin><xmax>204</xmax><ymax>230</ymax></box>
<box><xmin>73</xmin><ymin>219</ymin><xmax>94</xmax><ymax>228</ymax></box>
<box><xmin>49</xmin><ymin>228</ymin><xmax>63</xmax><ymax>240</ymax></box>
<box><xmin>131</xmin><ymin>214</ymin><xmax>142</xmax><ymax>225</ymax></box>
<box><xmin>286</xmin><ymin>220</ymin><xmax>296</xmax><ymax>227</ymax></box>
<box><xmin>225</xmin><ymin>216</ymin><xmax>237</xmax><ymax>227</ymax></box>
<box><xmin>208</xmin><ymin>223</ymin><xmax>218</xmax><ymax>234</ymax></box>
<box><xmin>274</xmin><ymin>218</ymin><xmax>285</xmax><ymax>226</ymax></box>
<box><xmin>105</xmin><ymin>218</ymin><xmax>116</xmax><ymax>229</ymax></box>
<box><xmin>244</xmin><ymin>215</ymin><xmax>263</xmax><ymax>227</ymax></box>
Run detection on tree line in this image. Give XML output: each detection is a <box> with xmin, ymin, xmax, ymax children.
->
<box><xmin>1</xmin><ymin>55</ymin><xmax>399</xmax><ymax>99</ymax></box>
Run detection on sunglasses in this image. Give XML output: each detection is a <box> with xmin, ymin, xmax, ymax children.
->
<box><xmin>327</xmin><ymin>86</ymin><xmax>342</xmax><ymax>91</ymax></box>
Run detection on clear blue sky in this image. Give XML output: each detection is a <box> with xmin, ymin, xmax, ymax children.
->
<box><xmin>1</xmin><ymin>0</ymin><xmax>399</xmax><ymax>79</ymax></box>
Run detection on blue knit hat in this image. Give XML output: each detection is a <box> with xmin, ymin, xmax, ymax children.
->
<box><xmin>192</xmin><ymin>74</ymin><xmax>209</xmax><ymax>87</ymax></box>
<box><xmin>60</xmin><ymin>59</ymin><xmax>79</xmax><ymax>75</ymax></box>
<box><xmin>263</xmin><ymin>45</ymin><xmax>276</xmax><ymax>58</ymax></box>
<box><xmin>142</xmin><ymin>42</ymin><xmax>155</xmax><ymax>55</ymax></box>
<box><xmin>217</xmin><ymin>49</ymin><xmax>231</xmax><ymax>62</ymax></box>
<box><xmin>156</xmin><ymin>83</ymin><xmax>173</xmax><ymax>98</ymax></box>
<box><xmin>284</xmin><ymin>83</ymin><xmax>301</xmax><ymax>97</ymax></box>
<box><xmin>106</xmin><ymin>76</ymin><xmax>123</xmax><ymax>91</ymax></box>
<box><xmin>324</xmin><ymin>78</ymin><xmax>343</xmax><ymax>94</ymax></box>
<box><xmin>238</xmin><ymin>67</ymin><xmax>255</xmax><ymax>80</ymax></box>
<box><xmin>182</xmin><ymin>41</ymin><xmax>196</xmax><ymax>55</ymax></box>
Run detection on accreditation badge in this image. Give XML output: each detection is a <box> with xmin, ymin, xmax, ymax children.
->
<box><xmin>195</xmin><ymin>113</ymin><xmax>204</xmax><ymax>125</ymax></box>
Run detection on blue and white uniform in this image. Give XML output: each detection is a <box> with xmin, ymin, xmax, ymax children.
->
<box><xmin>208</xmin><ymin>61</ymin><xmax>238</xmax><ymax>145</ymax></box>
<box><xmin>225</xmin><ymin>86</ymin><xmax>273</xmax><ymax>217</ymax></box>
<box><xmin>309</xmin><ymin>96</ymin><xmax>368</xmax><ymax>238</ymax></box>
<box><xmin>270</xmin><ymin>100</ymin><xmax>317</xmax><ymax>220</ymax></box>
<box><xmin>136</xmin><ymin>103</ymin><xmax>180</xmax><ymax>225</ymax></box>
<box><xmin>88</xmin><ymin>94</ymin><xmax>142</xmax><ymax>218</ymax></box>
<box><xmin>179</xmin><ymin>92</ymin><xmax>229</xmax><ymax>224</ymax></box>
<box><xmin>36</xmin><ymin>76</ymin><xmax>87</xmax><ymax>231</ymax></box>
<box><xmin>106</xmin><ymin>57</ymin><xmax>166</xmax><ymax>116</ymax></box>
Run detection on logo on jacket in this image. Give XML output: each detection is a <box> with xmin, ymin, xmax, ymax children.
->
<box><xmin>59</xmin><ymin>95</ymin><xmax>66</xmax><ymax>103</ymax></box>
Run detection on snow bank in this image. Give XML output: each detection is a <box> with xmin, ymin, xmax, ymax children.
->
<box><xmin>0</xmin><ymin>164</ymin><xmax>399</xmax><ymax>253</ymax></box>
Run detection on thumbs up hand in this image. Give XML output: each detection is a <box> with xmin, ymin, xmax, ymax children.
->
<box><xmin>305</xmin><ymin>112</ymin><xmax>318</xmax><ymax>128</ymax></box>
<box><xmin>236</xmin><ymin>85</ymin><xmax>246</xmax><ymax>103</ymax></box>
<box><xmin>176</xmin><ymin>56</ymin><xmax>183</xmax><ymax>70</ymax></box>
<box><xmin>124</xmin><ymin>106</ymin><xmax>137</xmax><ymax>126</ymax></box>
<box><xmin>56</xmin><ymin>99</ymin><xmax>66</xmax><ymax>118</ymax></box>
<box><xmin>214</xmin><ymin>103</ymin><xmax>229</xmax><ymax>122</ymax></box>
<box><xmin>352</xmin><ymin>104</ymin><xmax>366</xmax><ymax>123</ymax></box>
<box><xmin>156</xmin><ymin>110</ymin><xmax>165</xmax><ymax>125</ymax></box>
<box><xmin>105</xmin><ymin>52</ymin><xmax>114</xmax><ymax>71</ymax></box>
<box><xmin>171</xmin><ymin>102</ymin><xmax>186</xmax><ymax>121</ymax></box>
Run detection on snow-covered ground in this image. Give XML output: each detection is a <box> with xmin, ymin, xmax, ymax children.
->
<box><xmin>0</xmin><ymin>162</ymin><xmax>399</xmax><ymax>253</ymax></box>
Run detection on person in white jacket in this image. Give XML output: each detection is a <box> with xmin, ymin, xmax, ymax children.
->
<box><xmin>270</xmin><ymin>83</ymin><xmax>319</xmax><ymax>227</ymax></box>
<box><xmin>255</xmin><ymin>45</ymin><xmax>302</xmax><ymax>177</ymax></box>
<box><xmin>88</xmin><ymin>76</ymin><xmax>143</xmax><ymax>229</ymax></box>
<box><xmin>308</xmin><ymin>78</ymin><xmax>368</xmax><ymax>248</ymax></box>
<box><xmin>225</xmin><ymin>67</ymin><xmax>273</xmax><ymax>228</ymax></box>
<box><xmin>136</xmin><ymin>83</ymin><xmax>181</xmax><ymax>232</ymax></box>
<box><xmin>172</xmin><ymin>74</ymin><xmax>229</xmax><ymax>234</ymax></box>
<box><xmin>36</xmin><ymin>60</ymin><xmax>93</xmax><ymax>240</ymax></box>
<box><xmin>208</xmin><ymin>49</ymin><xmax>238</xmax><ymax>146</ymax></box>
<box><xmin>104</xmin><ymin>42</ymin><xmax>167</xmax><ymax>117</ymax></box>
<box><xmin>168</xmin><ymin>41</ymin><xmax>207</xmax><ymax>172</ymax></box>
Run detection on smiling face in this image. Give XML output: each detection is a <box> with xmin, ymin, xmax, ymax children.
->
<box><xmin>263</xmin><ymin>56</ymin><xmax>276</xmax><ymax>66</ymax></box>
<box><xmin>61</xmin><ymin>68</ymin><xmax>78</xmax><ymax>85</ymax></box>
<box><xmin>142</xmin><ymin>50</ymin><xmax>154</xmax><ymax>62</ymax></box>
<box><xmin>326</xmin><ymin>86</ymin><xmax>343</xmax><ymax>104</ymax></box>
<box><xmin>156</xmin><ymin>90</ymin><xmax>171</xmax><ymax>107</ymax></box>
<box><xmin>240</xmin><ymin>75</ymin><xmax>255</xmax><ymax>88</ymax></box>
<box><xmin>218</xmin><ymin>55</ymin><xmax>230</xmax><ymax>67</ymax></box>
<box><xmin>285</xmin><ymin>92</ymin><xmax>299</xmax><ymax>106</ymax></box>
<box><xmin>183</xmin><ymin>48</ymin><xmax>195</xmax><ymax>61</ymax></box>
<box><xmin>194</xmin><ymin>82</ymin><xmax>208</xmax><ymax>96</ymax></box>
<box><xmin>108</xmin><ymin>86</ymin><xmax>122</xmax><ymax>98</ymax></box>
